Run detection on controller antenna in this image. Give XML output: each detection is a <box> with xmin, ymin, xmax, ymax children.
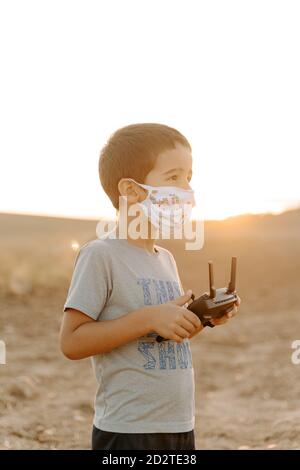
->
<box><xmin>208</xmin><ymin>261</ymin><xmax>216</xmax><ymax>299</ymax></box>
<box><xmin>227</xmin><ymin>256</ymin><xmax>237</xmax><ymax>293</ymax></box>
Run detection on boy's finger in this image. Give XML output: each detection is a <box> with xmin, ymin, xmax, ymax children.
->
<box><xmin>171</xmin><ymin>290</ymin><xmax>193</xmax><ymax>306</ymax></box>
<box><xmin>227</xmin><ymin>305</ymin><xmax>237</xmax><ymax>318</ymax></box>
<box><xmin>211</xmin><ymin>316</ymin><xmax>227</xmax><ymax>326</ymax></box>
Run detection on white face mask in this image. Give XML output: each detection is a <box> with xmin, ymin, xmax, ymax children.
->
<box><xmin>129</xmin><ymin>179</ymin><xmax>196</xmax><ymax>236</ymax></box>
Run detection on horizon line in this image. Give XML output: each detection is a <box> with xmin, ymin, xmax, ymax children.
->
<box><xmin>1</xmin><ymin>206</ymin><xmax>299</xmax><ymax>223</ymax></box>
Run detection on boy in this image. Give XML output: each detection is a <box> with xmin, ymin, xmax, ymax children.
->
<box><xmin>60</xmin><ymin>123</ymin><xmax>240</xmax><ymax>450</ymax></box>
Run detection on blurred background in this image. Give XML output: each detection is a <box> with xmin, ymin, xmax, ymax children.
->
<box><xmin>0</xmin><ymin>0</ymin><xmax>300</xmax><ymax>450</ymax></box>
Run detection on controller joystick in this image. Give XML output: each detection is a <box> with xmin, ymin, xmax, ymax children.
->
<box><xmin>156</xmin><ymin>257</ymin><xmax>238</xmax><ymax>342</ymax></box>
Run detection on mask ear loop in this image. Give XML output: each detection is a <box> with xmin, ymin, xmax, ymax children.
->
<box><xmin>129</xmin><ymin>180</ymin><xmax>161</xmax><ymax>236</ymax></box>
<box><xmin>128</xmin><ymin>178</ymin><xmax>153</xmax><ymax>192</ymax></box>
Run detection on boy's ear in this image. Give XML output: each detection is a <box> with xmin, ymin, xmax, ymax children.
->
<box><xmin>118</xmin><ymin>178</ymin><xmax>146</xmax><ymax>203</ymax></box>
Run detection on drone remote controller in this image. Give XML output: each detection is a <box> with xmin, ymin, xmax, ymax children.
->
<box><xmin>156</xmin><ymin>257</ymin><xmax>238</xmax><ymax>342</ymax></box>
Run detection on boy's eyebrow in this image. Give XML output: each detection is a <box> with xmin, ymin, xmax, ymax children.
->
<box><xmin>162</xmin><ymin>167</ymin><xmax>192</xmax><ymax>175</ymax></box>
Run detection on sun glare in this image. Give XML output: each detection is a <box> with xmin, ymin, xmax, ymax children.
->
<box><xmin>71</xmin><ymin>241</ymin><xmax>80</xmax><ymax>251</ymax></box>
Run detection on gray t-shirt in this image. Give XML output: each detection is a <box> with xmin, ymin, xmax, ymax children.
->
<box><xmin>63</xmin><ymin>236</ymin><xmax>195</xmax><ymax>433</ymax></box>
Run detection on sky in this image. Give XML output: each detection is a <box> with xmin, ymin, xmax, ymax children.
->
<box><xmin>0</xmin><ymin>0</ymin><xmax>300</xmax><ymax>221</ymax></box>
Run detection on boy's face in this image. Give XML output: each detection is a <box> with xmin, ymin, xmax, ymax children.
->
<box><xmin>144</xmin><ymin>142</ymin><xmax>193</xmax><ymax>190</ymax></box>
<box><xmin>117</xmin><ymin>142</ymin><xmax>193</xmax><ymax>207</ymax></box>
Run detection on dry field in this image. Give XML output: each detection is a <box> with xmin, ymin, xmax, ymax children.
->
<box><xmin>0</xmin><ymin>210</ymin><xmax>300</xmax><ymax>449</ymax></box>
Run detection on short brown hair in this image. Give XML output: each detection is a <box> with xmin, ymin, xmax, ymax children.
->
<box><xmin>99</xmin><ymin>123</ymin><xmax>191</xmax><ymax>209</ymax></box>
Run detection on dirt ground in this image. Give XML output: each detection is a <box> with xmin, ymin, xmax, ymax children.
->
<box><xmin>1</xmin><ymin>211</ymin><xmax>300</xmax><ymax>449</ymax></box>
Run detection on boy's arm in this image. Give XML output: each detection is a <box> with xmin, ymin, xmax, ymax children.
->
<box><xmin>60</xmin><ymin>307</ymin><xmax>153</xmax><ymax>359</ymax></box>
<box><xmin>60</xmin><ymin>292</ymin><xmax>202</xmax><ymax>359</ymax></box>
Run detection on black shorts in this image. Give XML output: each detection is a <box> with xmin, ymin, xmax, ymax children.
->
<box><xmin>91</xmin><ymin>425</ymin><xmax>195</xmax><ymax>450</ymax></box>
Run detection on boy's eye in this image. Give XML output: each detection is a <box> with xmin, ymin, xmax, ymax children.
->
<box><xmin>168</xmin><ymin>175</ymin><xmax>178</xmax><ymax>181</ymax></box>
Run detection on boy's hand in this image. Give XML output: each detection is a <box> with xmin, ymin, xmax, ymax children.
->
<box><xmin>148</xmin><ymin>290</ymin><xmax>203</xmax><ymax>343</ymax></box>
<box><xmin>210</xmin><ymin>295</ymin><xmax>241</xmax><ymax>326</ymax></box>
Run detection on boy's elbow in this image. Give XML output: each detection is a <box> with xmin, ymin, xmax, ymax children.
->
<box><xmin>60</xmin><ymin>334</ymin><xmax>80</xmax><ymax>360</ymax></box>
<box><xmin>61</xmin><ymin>346</ymin><xmax>78</xmax><ymax>360</ymax></box>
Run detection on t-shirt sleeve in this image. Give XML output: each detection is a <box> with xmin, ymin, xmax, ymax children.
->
<box><xmin>63</xmin><ymin>242</ymin><xmax>111</xmax><ymax>320</ymax></box>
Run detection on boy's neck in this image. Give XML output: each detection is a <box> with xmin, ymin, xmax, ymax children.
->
<box><xmin>115</xmin><ymin>219</ymin><xmax>157</xmax><ymax>254</ymax></box>
<box><xmin>126</xmin><ymin>236</ymin><xmax>157</xmax><ymax>254</ymax></box>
